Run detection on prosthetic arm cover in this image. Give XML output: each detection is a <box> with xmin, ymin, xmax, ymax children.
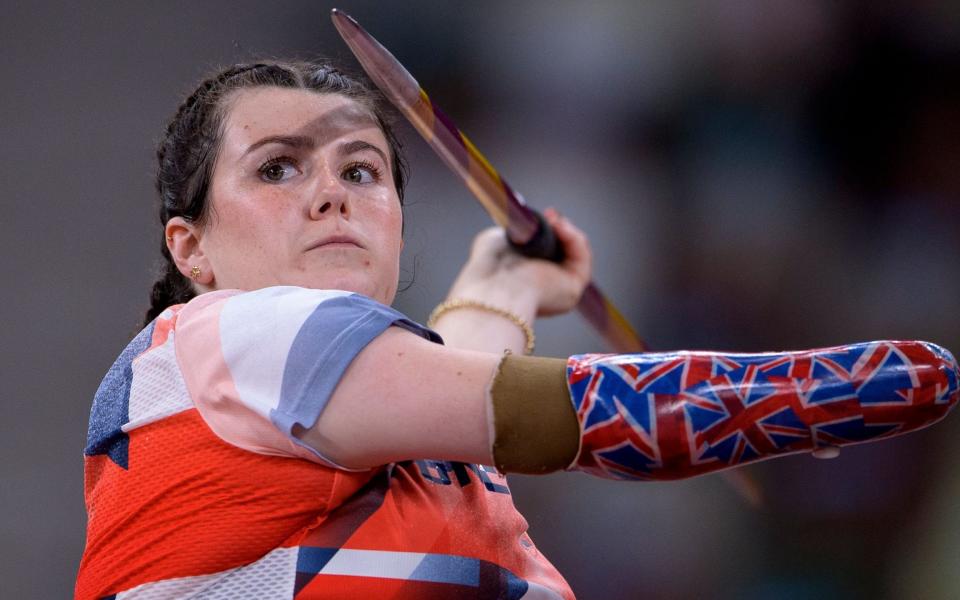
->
<box><xmin>566</xmin><ymin>340</ymin><xmax>959</xmax><ymax>480</ymax></box>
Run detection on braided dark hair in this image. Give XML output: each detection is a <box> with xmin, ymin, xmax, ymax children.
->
<box><xmin>144</xmin><ymin>60</ymin><xmax>407</xmax><ymax>327</ymax></box>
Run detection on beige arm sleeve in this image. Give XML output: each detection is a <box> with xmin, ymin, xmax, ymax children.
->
<box><xmin>489</xmin><ymin>353</ymin><xmax>581</xmax><ymax>474</ymax></box>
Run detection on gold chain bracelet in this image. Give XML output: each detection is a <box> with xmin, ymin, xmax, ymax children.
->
<box><xmin>426</xmin><ymin>298</ymin><xmax>535</xmax><ymax>355</ymax></box>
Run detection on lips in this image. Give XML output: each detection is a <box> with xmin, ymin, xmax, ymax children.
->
<box><xmin>305</xmin><ymin>234</ymin><xmax>365</xmax><ymax>251</ymax></box>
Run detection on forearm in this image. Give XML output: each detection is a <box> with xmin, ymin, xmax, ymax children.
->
<box><xmin>489</xmin><ymin>341</ymin><xmax>959</xmax><ymax>479</ymax></box>
<box><xmin>564</xmin><ymin>341</ymin><xmax>959</xmax><ymax>480</ymax></box>
<box><xmin>430</xmin><ymin>279</ymin><xmax>539</xmax><ymax>354</ymax></box>
<box><xmin>432</xmin><ymin>219</ymin><xmax>589</xmax><ymax>354</ymax></box>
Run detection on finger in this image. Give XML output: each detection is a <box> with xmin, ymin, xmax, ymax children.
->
<box><xmin>471</xmin><ymin>226</ymin><xmax>507</xmax><ymax>252</ymax></box>
<box><xmin>465</xmin><ymin>228</ymin><xmax>510</xmax><ymax>274</ymax></box>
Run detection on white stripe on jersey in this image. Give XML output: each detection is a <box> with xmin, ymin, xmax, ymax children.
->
<box><xmin>116</xmin><ymin>547</ymin><xmax>297</xmax><ymax>599</ymax></box>
<box><xmin>219</xmin><ymin>287</ymin><xmax>351</xmax><ymax>419</ymax></box>
<box><xmin>123</xmin><ymin>332</ymin><xmax>192</xmax><ymax>432</ymax></box>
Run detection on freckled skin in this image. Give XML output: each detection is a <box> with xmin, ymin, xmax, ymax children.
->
<box><xmin>198</xmin><ymin>87</ymin><xmax>404</xmax><ymax>304</ymax></box>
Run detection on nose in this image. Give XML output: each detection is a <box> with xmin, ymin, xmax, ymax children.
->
<box><xmin>309</xmin><ymin>179</ymin><xmax>351</xmax><ymax>221</ymax></box>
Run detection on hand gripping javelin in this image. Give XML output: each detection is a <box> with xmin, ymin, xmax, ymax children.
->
<box><xmin>331</xmin><ymin>8</ymin><xmax>647</xmax><ymax>354</ymax></box>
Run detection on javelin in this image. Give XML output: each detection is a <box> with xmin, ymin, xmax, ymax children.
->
<box><xmin>331</xmin><ymin>8</ymin><xmax>647</xmax><ymax>354</ymax></box>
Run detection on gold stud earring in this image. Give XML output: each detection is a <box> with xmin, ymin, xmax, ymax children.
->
<box><xmin>166</xmin><ymin>235</ymin><xmax>173</xmax><ymax>242</ymax></box>
<box><xmin>190</xmin><ymin>266</ymin><xmax>202</xmax><ymax>280</ymax></box>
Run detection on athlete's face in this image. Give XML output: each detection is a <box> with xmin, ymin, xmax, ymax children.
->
<box><xmin>193</xmin><ymin>87</ymin><xmax>403</xmax><ymax>304</ymax></box>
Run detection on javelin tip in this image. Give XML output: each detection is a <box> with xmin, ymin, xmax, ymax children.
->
<box><xmin>330</xmin><ymin>8</ymin><xmax>360</xmax><ymax>30</ymax></box>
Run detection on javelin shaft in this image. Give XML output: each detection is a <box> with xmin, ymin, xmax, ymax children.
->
<box><xmin>332</xmin><ymin>9</ymin><xmax>646</xmax><ymax>352</ymax></box>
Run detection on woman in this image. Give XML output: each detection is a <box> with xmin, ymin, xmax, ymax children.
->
<box><xmin>77</xmin><ymin>61</ymin><xmax>958</xmax><ymax>599</ymax></box>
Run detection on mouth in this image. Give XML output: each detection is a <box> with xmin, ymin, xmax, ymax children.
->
<box><xmin>305</xmin><ymin>235</ymin><xmax>365</xmax><ymax>251</ymax></box>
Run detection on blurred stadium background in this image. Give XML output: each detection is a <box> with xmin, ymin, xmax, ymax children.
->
<box><xmin>2</xmin><ymin>1</ymin><xmax>958</xmax><ymax>597</ymax></box>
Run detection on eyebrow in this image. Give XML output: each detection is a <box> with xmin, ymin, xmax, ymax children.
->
<box><xmin>242</xmin><ymin>134</ymin><xmax>315</xmax><ymax>157</ymax></box>
<box><xmin>338</xmin><ymin>139</ymin><xmax>389</xmax><ymax>166</ymax></box>
<box><xmin>241</xmin><ymin>136</ymin><xmax>389</xmax><ymax>168</ymax></box>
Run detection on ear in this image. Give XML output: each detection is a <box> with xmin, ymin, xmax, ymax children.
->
<box><xmin>165</xmin><ymin>217</ymin><xmax>214</xmax><ymax>287</ymax></box>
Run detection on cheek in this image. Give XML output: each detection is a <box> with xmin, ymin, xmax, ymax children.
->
<box><xmin>387</xmin><ymin>206</ymin><xmax>404</xmax><ymax>252</ymax></box>
<box><xmin>216</xmin><ymin>188</ymin><xmax>297</xmax><ymax>240</ymax></box>
<box><xmin>370</xmin><ymin>195</ymin><xmax>404</xmax><ymax>248</ymax></box>
<box><xmin>205</xmin><ymin>191</ymin><xmax>298</xmax><ymax>274</ymax></box>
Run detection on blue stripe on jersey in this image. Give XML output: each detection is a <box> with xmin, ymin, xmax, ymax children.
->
<box><xmin>410</xmin><ymin>552</ymin><xmax>479</xmax><ymax>586</ymax></box>
<box><xmin>272</xmin><ymin>294</ymin><xmax>441</xmax><ymax>443</ymax></box>
<box><xmin>296</xmin><ymin>547</ymin><xmax>338</xmax><ymax>573</ymax></box>
<box><xmin>295</xmin><ymin>547</ymin><xmax>530</xmax><ymax>595</ymax></box>
<box><xmin>85</xmin><ymin>321</ymin><xmax>156</xmax><ymax>469</ymax></box>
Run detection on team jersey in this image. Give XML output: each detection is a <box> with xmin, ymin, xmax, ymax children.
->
<box><xmin>77</xmin><ymin>287</ymin><xmax>574</xmax><ymax>600</ymax></box>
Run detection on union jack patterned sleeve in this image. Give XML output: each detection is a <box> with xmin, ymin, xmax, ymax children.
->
<box><xmin>566</xmin><ymin>341</ymin><xmax>959</xmax><ymax>480</ymax></box>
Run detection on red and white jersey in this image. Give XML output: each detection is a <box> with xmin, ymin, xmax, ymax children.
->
<box><xmin>77</xmin><ymin>287</ymin><xmax>573</xmax><ymax>600</ymax></box>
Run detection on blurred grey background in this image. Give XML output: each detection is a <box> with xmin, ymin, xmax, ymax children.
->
<box><xmin>3</xmin><ymin>1</ymin><xmax>959</xmax><ymax>598</ymax></box>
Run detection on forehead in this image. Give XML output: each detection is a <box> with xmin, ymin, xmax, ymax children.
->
<box><xmin>220</xmin><ymin>86</ymin><xmax>384</xmax><ymax>148</ymax></box>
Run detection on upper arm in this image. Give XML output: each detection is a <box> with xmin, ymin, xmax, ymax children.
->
<box><xmin>176</xmin><ymin>286</ymin><xmax>499</xmax><ymax>470</ymax></box>
<box><xmin>301</xmin><ymin>327</ymin><xmax>500</xmax><ymax>469</ymax></box>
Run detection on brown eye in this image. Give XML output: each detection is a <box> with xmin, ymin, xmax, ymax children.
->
<box><xmin>342</xmin><ymin>162</ymin><xmax>380</xmax><ymax>184</ymax></box>
<box><xmin>258</xmin><ymin>158</ymin><xmax>298</xmax><ymax>182</ymax></box>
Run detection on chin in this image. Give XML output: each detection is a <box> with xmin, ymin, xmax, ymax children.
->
<box><xmin>300</xmin><ymin>272</ymin><xmax>396</xmax><ymax>305</ymax></box>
